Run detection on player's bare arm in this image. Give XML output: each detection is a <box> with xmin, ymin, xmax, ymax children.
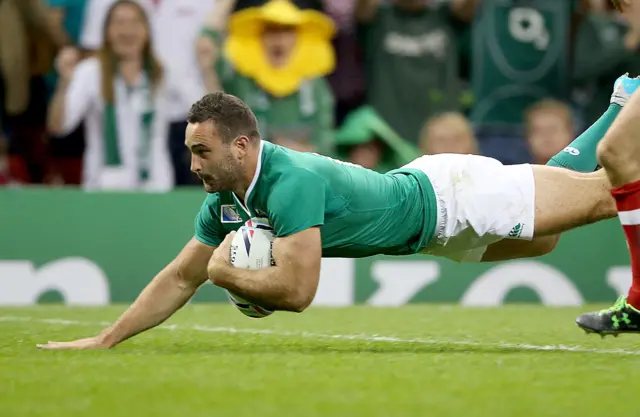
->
<box><xmin>208</xmin><ymin>228</ymin><xmax>322</xmax><ymax>313</ymax></box>
<box><xmin>37</xmin><ymin>238</ymin><xmax>214</xmax><ymax>350</ymax></box>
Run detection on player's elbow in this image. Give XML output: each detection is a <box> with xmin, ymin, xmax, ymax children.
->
<box><xmin>284</xmin><ymin>297</ymin><xmax>312</xmax><ymax>313</ymax></box>
<box><xmin>283</xmin><ymin>279</ymin><xmax>316</xmax><ymax>313</ymax></box>
<box><xmin>281</xmin><ymin>287</ymin><xmax>314</xmax><ymax>313</ymax></box>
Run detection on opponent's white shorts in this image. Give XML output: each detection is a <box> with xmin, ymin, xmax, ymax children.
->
<box><xmin>403</xmin><ymin>154</ymin><xmax>535</xmax><ymax>263</ymax></box>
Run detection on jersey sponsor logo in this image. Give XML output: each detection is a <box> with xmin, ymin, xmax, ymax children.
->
<box><xmin>221</xmin><ymin>205</ymin><xmax>242</xmax><ymax>223</ymax></box>
<box><xmin>562</xmin><ymin>146</ymin><xmax>580</xmax><ymax>156</ymax></box>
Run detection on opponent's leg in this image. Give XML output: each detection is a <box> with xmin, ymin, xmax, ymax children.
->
<box><xmin>576</xmin><ymin>74</ymin><xmax>640</xmax><ymax>336</ymax></box>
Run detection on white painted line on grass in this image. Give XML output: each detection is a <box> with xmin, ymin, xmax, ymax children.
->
<box><xmin>1</xmin><ymin>315</ymin><xmax>639</xmax><ymax>356</ymax></box>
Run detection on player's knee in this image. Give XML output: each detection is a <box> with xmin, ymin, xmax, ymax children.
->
<box><xmin>538</xmin><ymin>235</ymin><xmax>560</xmax><ymax>256</ymax></box>
<box><xmin>597</xmin><ymin>139</ymin><xmax>640</xmax><ymax>183</ymax></box>
<box><xmin>528</xmin><ymin>235</ymin><xmax>560</xmax><ymax>258</ymax></box>
<box><xmin>597</xmin><ymin>138</ymin><xmax>628</xmax><ymax>170</ymax></box>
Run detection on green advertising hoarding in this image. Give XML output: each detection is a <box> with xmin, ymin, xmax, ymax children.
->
<box><xmin>0</xmin><ymin>189</ymin><xmax>631</xmax><ymax>306</ymax></box>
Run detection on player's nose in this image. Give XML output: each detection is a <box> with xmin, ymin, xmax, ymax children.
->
<box><xmin>190</xmin><ymin>154</ymin><xmax>201</xmax><ymax>173</ymax></box>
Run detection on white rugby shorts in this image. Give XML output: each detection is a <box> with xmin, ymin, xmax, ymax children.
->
<box><xmin>403</xmin><ymin>153</ymin><xmax>535</xmax><ymax>262</ymax></box>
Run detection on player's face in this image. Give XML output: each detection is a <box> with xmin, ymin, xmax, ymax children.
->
<box><xmin>186</xmin><ymin>122</ymin><xmax>242</xmax><ymax>193</ymax></box>
<box><xmin>261</xmin><ymin>24</ymin><xmax>297</xmax><ymax>68</ymax></box>
<box><xmin>106</xmin><ymin>3</ymin><xmax>149</xmax><ymax>60</ymax></box>
<box><xmin>526</xmin><ymin>111</ymin><xmax>572</xmax><ymax>165</ymax></box>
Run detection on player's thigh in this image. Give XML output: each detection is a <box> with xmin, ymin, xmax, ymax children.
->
<box><xmin>481</xmin><ymin>234</ymin><xmax>561</xmax><ymax>262</ymax></box>
<box><xmin>531</xmin><ymin>166</ymin><xmax>614</xmax><ymax>237</ymax></box>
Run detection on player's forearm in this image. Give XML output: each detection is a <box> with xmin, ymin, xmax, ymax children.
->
<box><xmin>211</xmin><ymin>264</ymin><xmax>311</xmax><ymax>312</ymax></box>
<box><xmin>99</xmin><ymin>267</ymin><xmax>202</xmax><ymax>347</ymax></box>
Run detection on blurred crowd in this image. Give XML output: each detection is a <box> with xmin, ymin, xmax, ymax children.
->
<box><xmin>0</xmin><ymin>0</ymin><xmax>632</xmax><ymax>189</ymax></box>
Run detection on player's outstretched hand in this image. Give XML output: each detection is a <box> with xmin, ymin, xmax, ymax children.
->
<box><xmin>36</xmin><ymin>336</ymin><xmax>110</xmax><ymax>351</ymax></box>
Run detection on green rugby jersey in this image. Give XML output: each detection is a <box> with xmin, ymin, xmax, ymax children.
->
<box><xmin>194</xmin><ymin>141</ymin><xmax>438</xmax><ymax>258</ymax></box>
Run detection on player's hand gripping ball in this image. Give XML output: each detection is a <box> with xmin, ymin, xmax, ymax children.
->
<box><xmin>226</xmin><ymin>218</ymin><xmax>275</xmax><ymax>318</ymax></box>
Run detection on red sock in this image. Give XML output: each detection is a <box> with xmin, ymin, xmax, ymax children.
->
<box><xmin>612</xmin><ymin>179</ymin><xmax>640</xmax><ymax>309</ymax></box>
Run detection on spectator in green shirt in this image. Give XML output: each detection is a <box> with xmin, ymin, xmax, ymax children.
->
<box><xmin>468</xmin><ymin>0</ymin><xmax>579</xmax><ymax>164</ymax></box>
<box><xmin>334</xmin><ymin>106</ymin><xmax>421</xmax><ymax>173</ymax></box>
<box><xmin>355</xmin><ymin>0</ymin><xmax>476</xmax><ymax>145</ymax></box>
<box><xmin>197</xmin><ymin>0</ymin><xmax>337</xmax><ymax>156</ymax></box>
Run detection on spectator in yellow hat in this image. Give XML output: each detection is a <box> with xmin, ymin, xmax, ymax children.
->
<box><xmin>197</xmin><ymin>0</ymin><xmax>337</xmax><ymax>156</ymax></box>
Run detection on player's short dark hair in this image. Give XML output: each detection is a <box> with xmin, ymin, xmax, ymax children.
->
<box><xmin>187</xmin><ymin>92</ymin><xmax>260</xmax><ymax>143</ymax></box>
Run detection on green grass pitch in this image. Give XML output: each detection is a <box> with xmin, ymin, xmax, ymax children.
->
<box><xmin>1</xmin><ymin>304</ymin><xmax>640</xmax><ymax>417</ymax></box>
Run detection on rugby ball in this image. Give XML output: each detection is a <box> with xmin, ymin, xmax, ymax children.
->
<box><xmin>226</xmin><ymin>218</ymin><xmax>275</xmax><ymax>318</ymax></box>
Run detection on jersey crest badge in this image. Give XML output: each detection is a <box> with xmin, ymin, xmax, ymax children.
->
<box><xmin>221</xmin><ymin>205</ymin><xmax>242</xmax><ymax>223</ymax></box>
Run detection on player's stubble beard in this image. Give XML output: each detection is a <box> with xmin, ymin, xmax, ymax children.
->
<box><xmin>199</xmin><ymin>154</ymin><xmax>243</xmax><ymax>194</ymax></box>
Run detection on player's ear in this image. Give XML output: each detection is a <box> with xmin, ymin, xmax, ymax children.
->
<box><xmin>233</xmin><ymin>135</ymin><xmax>251</xmax><ymax>152</ymax></box>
